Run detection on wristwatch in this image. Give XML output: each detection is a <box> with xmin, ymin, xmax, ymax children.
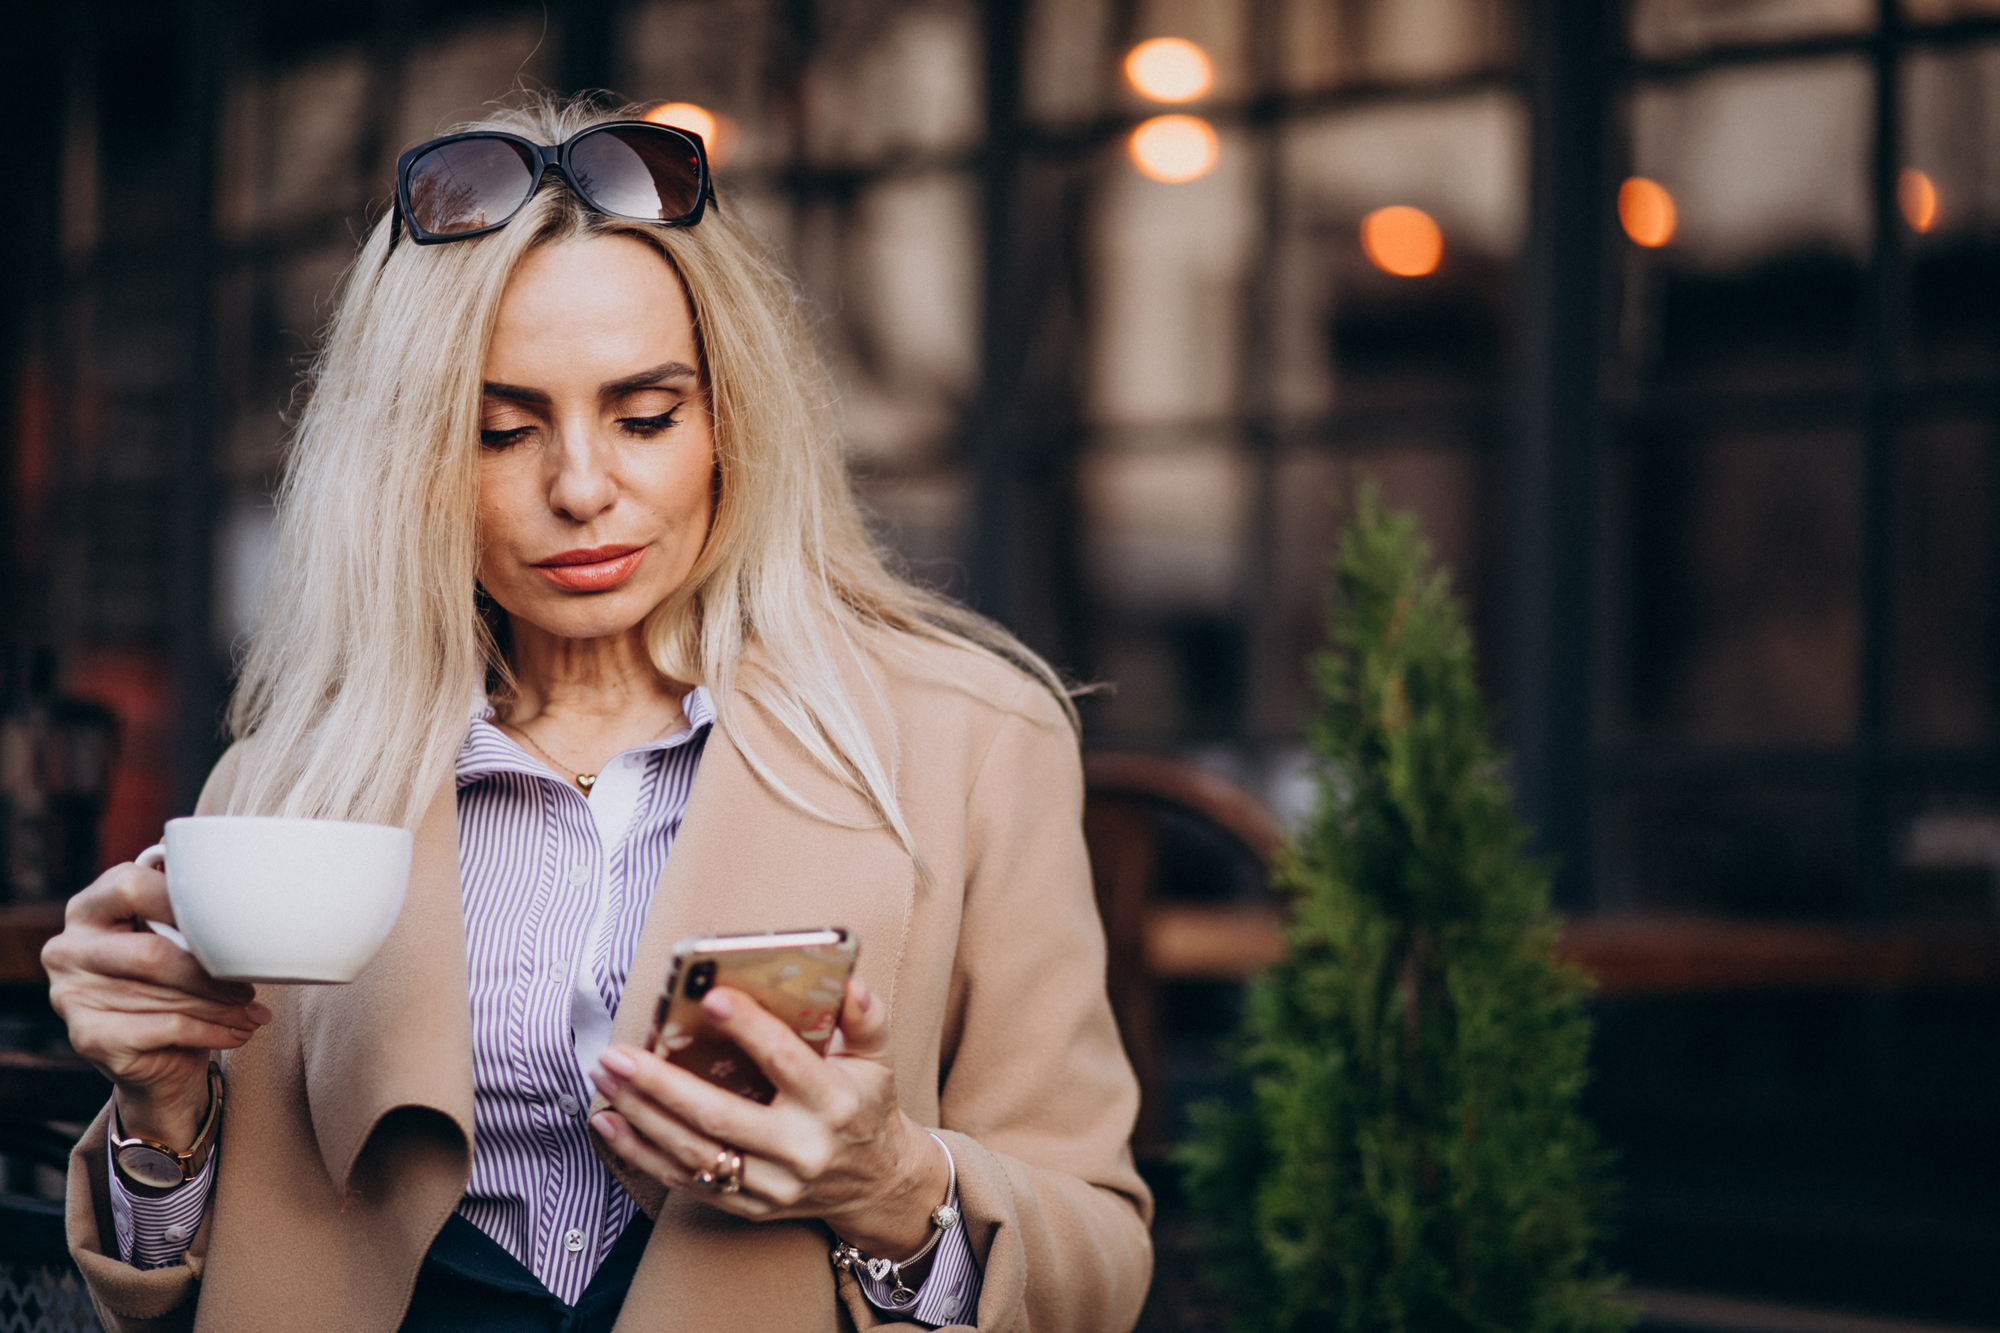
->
<box><xmin>110</xmin><ymin>1061</ymin><xmax>223</xmax><ymax>1196</ymax></box>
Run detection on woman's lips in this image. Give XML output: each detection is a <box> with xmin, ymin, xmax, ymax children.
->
<box><xmin>532</xmin><ymin>545</ymin><xmax>646</xmax><ymax>592</ymax></box>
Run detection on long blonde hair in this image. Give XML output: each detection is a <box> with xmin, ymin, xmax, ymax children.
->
<box><xmin>226</xmin><ymin>96</ymin><xmax>1071</xmax><ymax>853</ymax></box>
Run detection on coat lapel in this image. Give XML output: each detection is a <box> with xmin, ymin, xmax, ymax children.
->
<box><xmin>294</xmin><ymin>776</ymin><xmax>477</xmax><ymax>1192</ymax></box>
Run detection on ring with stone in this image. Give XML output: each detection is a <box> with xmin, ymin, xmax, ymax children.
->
<box><xmin>721</xmin><ymin>1150</ymin><xmax>745</xmax><ymax>1195</ymax></box>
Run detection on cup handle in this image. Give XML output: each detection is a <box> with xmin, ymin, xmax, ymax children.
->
<box><xmin>134</xmin><ymin>844</ymin><xmax>191</xmax><ymax>953</ymax></box>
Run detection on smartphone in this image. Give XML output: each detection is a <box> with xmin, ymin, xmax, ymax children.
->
<box><xmin>646</xmin><ymin>928</ymin><xmax>859</xmax><ymax>1104</ymax></box>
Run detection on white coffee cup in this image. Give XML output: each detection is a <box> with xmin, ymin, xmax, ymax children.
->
<box><xmin>136</xmin><ymin>816</ymin><xmax>413</xmax><ymax>984</ymax></box>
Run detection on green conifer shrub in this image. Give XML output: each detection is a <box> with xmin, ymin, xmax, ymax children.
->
<box><xmin>1180</xmin><ymin>489</ymin><xmax>1634</xmax><ymax>1333</ymax></box>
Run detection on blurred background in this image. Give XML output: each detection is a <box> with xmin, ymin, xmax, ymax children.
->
<box><xmin>1</xmin><ymin>0</ymin><xmax>1998</xmax><ymax>1328</ymax></box>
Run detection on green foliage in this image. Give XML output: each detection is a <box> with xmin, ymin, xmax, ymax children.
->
<box><xmin>1180</xmin><ymin>488</ymin><xmax>1636</xmax><ymax>1333</ymax></box>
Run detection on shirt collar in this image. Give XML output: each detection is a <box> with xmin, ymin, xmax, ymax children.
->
<box><xmin>457</xmin><ymin>684</ymin><xmax>715</xmax><ymax>788</ymax></box>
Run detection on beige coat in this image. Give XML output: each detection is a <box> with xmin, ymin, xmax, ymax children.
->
<box><xmin>65</xmin><ymin>638</ymin><xmax>1153</xmax><ymax>1332</ymax></box>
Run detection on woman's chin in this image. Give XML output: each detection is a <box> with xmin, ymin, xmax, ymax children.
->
<box><xmin>505</xmin><ymin>588</ymin><xmax>666</xmax><ymax>645</ymax></box>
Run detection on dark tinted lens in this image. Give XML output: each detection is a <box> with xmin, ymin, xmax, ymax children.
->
<box><xmin>406</xmin><ymin>138</ymin><xmax>536</xmax><ymax>235</ymax></box>
<box><xmin>568</xmin><ymin>126</ymin><xmax>702</xmax><ymax>221</ymax></box>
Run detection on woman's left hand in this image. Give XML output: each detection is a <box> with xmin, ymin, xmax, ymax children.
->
<box><xmin>587</xmin><ymin>977</ymin><xmax>951</xmax><ymax>1258</ymax></box>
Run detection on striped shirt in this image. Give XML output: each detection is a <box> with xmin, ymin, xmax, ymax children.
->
<box><xmin>110</xmin><ymin>687</ymin><xmax>979</xmax><ymax>1324</ymax></box>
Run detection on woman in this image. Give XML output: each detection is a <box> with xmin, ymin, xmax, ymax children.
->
<box><xmin>45</xmin><ymin>98</ymin><xmax>1151</xmax><ymax>1332</ymax></box>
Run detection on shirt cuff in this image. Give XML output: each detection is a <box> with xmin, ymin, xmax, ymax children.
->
<box><xmin>856</xmin><ymin>1219</ymin><xmax>981</xmax><ymax>1328</ymax></box>
<box><xmin>106</xmin><ymin>1136</ymin><xmax>217</xmax><ymax>1270</ymax></box>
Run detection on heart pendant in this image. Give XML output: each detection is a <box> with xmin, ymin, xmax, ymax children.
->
<box><xmin>865</xmin><ymin>1258</ymin><xmax>892</xmax><ymax>1282</ymax></box>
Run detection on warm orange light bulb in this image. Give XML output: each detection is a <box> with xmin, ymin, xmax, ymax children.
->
<box><xmin>1129</xmin><ymin>114</ymin><xmax>1219</xmax><ymax>183</ymax></box>
<box><xmin>1360</xmin><ymin>206</ymin><xmax>1443</xmax><ymax>277</ymax></box>
<box><xmin>1900</xmin><ymin>167</ymin><xmax>1939</xmax><ymax>233</ymax></box>
<box><xmin>643</xmin><ymin>101</ymin><xmax>739</xmax><ymax>167</ymax></box>
<box><xmin>1125</xmin><ymin>37</ymin><xmax>1213</xmax><ymax>103</ymax></box>
<box><xmin>1618</xmin><ymin>176</ymin><xmax>1677</xmax><ymax>248</ymax></box>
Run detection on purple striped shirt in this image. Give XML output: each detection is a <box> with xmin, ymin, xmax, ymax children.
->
<box><xmin>110</xmin><ymin>687</ymin><xmax>979</xmax><ymax>1324</ymax></box>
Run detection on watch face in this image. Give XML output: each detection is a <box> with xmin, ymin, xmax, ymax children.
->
<box><xmin>117</xmin><ymin>1145</ymin><xmax>185</xmax><ymax>1190</ymax></box>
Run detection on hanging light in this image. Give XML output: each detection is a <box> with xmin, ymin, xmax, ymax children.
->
<box><xmin>1125</xmin><ymin>37</ymin><xmax>1213</xmax><ymax>103</ymax></box>
<box><xmin>643</xmin><ymin>101</ymin><xmax>739</xmax><ymax>167</ymax></box>
<box><xmin>1899</xmin><ymin>168</ymin><xmax>1939</xmax><ymax>233</ymax></box>
<box><xmin>1129</xmin><ymin>114</ymin><xmax>1219</xmax><ymax>183</ymax></box>
<box><xmin>1360</xmin><ymin>206</ymin><xmax>1443</xmax><ymax>277</ymax></box>
<box><xmin>1618</xmin><ymin>177</ymin><xmax>1677</xmax><ymax>248</ymax></box>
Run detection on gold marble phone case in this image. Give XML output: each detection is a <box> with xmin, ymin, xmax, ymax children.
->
<box><xmin>646</xmin><ymin>928</ymin><xmax>859</xmax><ymax>1103</ymax></box>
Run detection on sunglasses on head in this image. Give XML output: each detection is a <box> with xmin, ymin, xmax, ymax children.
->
<box><xmin>392</xmin><ymin>120</ymin><xmax>713</xmax><ymax>247</ymax></box>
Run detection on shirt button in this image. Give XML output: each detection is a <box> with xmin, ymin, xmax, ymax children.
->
<box><xmin>548</xmin><ymin>957</ymin><xmax>569</xmax><ymax>978</ymax></box>
<box><xmin>557</xmin><ymin>1093</ymin><xmax>581</xmax><ymax>1116</ymax></box>
<box><xmin>163</xmin><ymin>1224</ymin><xmax>190</xmax><ymax>1243</ymax></box>
<box><xmin>564</xmin><ymin>1228</ymin><xmax>585</xmax><ymax>1253</ymax></box>
<box><xmin>567</xmin><ymin>863</ymin><xmax>590</xmax><ymax>886</ymax></box>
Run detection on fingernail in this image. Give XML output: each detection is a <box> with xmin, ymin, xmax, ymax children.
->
<box><xmin>702</xmin><ymin>990</ymin><xmax>734</xmax><ymax>1020</ymax></box>
<box><xmin>229</xmin><ymin>1028</ymin><xmax>252</xmax><ymax>1042</ymax></box>
<box><xmin>598</xmin><ymin>1047</ymin><xmax>636</xmax><ymax>1077</ymax></box>
<box><xmin>853</xmin><ymin>979</ymin><xmax>873</xmax><ymax>1010</ymax></box>
<box><xmin>590</xmin><ymin>1113</ymin><xmax>617</xmax><ymax>1138</ymax></box>
<box><xmin>589</xmin><ymin>1065</ymin><xmax>623</xmax><ymax>1095</ymax></box>
<box><xmin>248</xmin><ymin>1003</ymin><xmax>272</xmax><ymax>1025</ymax></box>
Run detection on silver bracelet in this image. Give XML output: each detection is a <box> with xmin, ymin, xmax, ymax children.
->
<box><xmin>829</xmin><ymin>1132</ymin><xmax>961</xmax><ymax>1305</ymax></box>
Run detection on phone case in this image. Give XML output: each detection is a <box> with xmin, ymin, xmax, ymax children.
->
<box><xmin>645</xmin><ymin>928</ymin><xmax>859</xmax><ymax>1103</ymax></box>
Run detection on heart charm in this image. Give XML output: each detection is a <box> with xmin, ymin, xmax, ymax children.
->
<box><xmin>865</xmin><ymin>1258</ymin><xmax>892</xmax><ymax>1282</ymax></box>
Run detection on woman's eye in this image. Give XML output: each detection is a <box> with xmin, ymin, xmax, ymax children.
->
<box><xmin>480</xmin><ymin>426</ymin><xmax>533</xmax><ymax>449</ymax></box>
<box><xmin>619</xmin><ymin>408</ymin><xmax>683</xmax><ymax>437</ymax></box>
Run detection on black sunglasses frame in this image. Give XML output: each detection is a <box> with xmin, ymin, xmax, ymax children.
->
<box><xmin>392</xmin><ymin>120</ymin><xmax>715</xmax><ymax>248</ymax></box>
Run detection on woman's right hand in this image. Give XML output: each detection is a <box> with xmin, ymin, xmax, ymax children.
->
<box><xmin>44</xmin><ymin>859</ymin><xmax>270</xmax><ymax>1145</ymax></box>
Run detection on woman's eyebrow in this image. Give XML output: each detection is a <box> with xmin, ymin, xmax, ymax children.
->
<box><xmin>600</xmin><ymin>361</ymin><xmax>698</xmax><ymax>396</ymax></box>
<box><xmin>481</xmin><ymin>381</ymin><xmax>551</xmax><ymax>405</ymax></box>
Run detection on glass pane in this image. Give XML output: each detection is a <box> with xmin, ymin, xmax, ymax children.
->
<box><xmin>1905</xmin><ymin>0</ymin><xmax>2000</xmax><ymax>20</ymax></box>
<box><xmin>1899</xmin><ymin>802</ymin><xmax>2000</xmax><ymax>920</ymax></box>
<box><xmin>800</xmin><ymin>2</ymin><xmax>982</xmax><ymax>164</ymax></box>
<box><xmin>1088</xmin><ymin>130</ymin><xmax>1255</xmax><ymax>428</ymax></box>
<box><xmin>1610</xmin><ymin>424</ymin><xmax>1862</xmax><ymax>746</ymax></box>
<box><xmin>823</xmin><ymin>174</ymin><xmax>980</xmax><ymax>469</ymax></box>
<box><xmin>1630</xmin><ymin>0</ymin><xmax>1872</xmax><ymax>60</ymax></box>
<box><xmin>1628</xmin><ymin>59</ymin><xmax>1871</xmax><ymax>272</ymax></box>
<box><xmin>1892</xmin><ymin>416</ymin><xmax>1999</xmax><ymax>747</ymax></box>
<box><xmin>1903</xmin><ymin>45</ymin><xmax>2000</xmax><ymax>377</ymax></box>
<box><xmin>1024</xmin><ymin>0</ymin><xmax>1118</xmax><ymax>123</ymax></box>
<box><xmin>1602</xmin><ymin>788</ymin><xmax>1858</xmax><ymax>916</ymax></box>
<box><xmin>1276</xmin><ymin>0</ymin><xmax>1513</xmax><ymax>87</ymax></box>
<box><xmin>1082</xmin><ymin>442</ymin><xmax>1250</xmax><ymax>617</ymax></box>
<box><xmin>1282</xmin><ymin>93</ymin><xmax>1527</xmax><ymax>407</ymax></box>
<box><xmin>1284</xmin><ymin>93</ymin><xmax>1528</xmax><ymax>263</ymax></box>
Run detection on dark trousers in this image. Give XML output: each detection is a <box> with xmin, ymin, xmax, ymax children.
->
<box><xmin>398</xmin><ymin>1212</ymin><xmax>654</xmax><ymax>1333</ymax></box>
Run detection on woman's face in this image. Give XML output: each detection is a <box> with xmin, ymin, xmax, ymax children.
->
<box><xmin>475</xmin><ymin>233</ymin><xmax>716</xmax><ymax>643</ymax></box>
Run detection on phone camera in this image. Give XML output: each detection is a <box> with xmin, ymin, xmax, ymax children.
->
<box><xmin>687</xmin><ymin>960</ymin><xmax>717</xmax><ymax>999</ymax></box>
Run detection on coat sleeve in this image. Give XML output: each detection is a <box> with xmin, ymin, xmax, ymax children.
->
<box><xmin>926</xmin><ymin>686</ymin><xmax>1155</xmax><ymax>1333</ymax></box>
<box><xmin>64</xmin><ymin>746</ymin><xmax>247</xmax><ymax>1332</ymax></box>
<box><xmin>67</xmin><ymin>1103</ymin><xmax>207</xmax><ymax>1332</ymax></box>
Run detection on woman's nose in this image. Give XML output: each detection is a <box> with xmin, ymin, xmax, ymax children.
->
<box><xmin>546</xmin><ymin>421</ymin><xmax>618</xmax><ymax>521</ymax></box>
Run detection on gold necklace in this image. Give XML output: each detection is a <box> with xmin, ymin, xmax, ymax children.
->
<box><xmin>509</xmin><ymin>727</ymin><xmax>597</xmax><ymax>792</ymax></box>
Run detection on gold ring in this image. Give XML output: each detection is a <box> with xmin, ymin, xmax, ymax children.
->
<box><xmin>699</xmin><ymin>1147</ymin><xmax>734</xmax><ymax>1192</ymax></box>
<box><xmin>721</xmin><ymin>1150</ymin><xmax>745</xmax><ymax>1195</ymax></box>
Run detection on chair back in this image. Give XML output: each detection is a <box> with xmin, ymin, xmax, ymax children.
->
<box><xmin>1082</xmin><ymin>752</ymin><xmax>1285</xmax><ymax>1158</ymax></box>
